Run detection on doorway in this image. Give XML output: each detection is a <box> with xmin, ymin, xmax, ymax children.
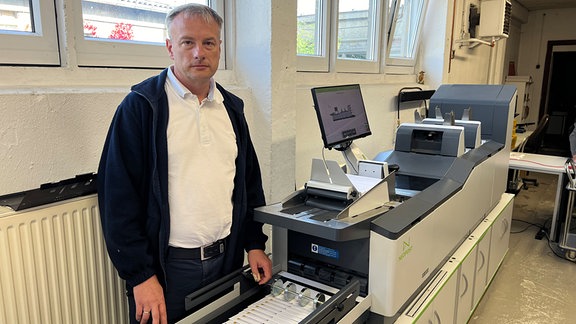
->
<box><xmin>539</xmin><ymin>41</ymin><xmax>576</xmax><ymax>156</ymax></box>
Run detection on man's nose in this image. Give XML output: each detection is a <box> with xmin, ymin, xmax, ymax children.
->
<box><xmin>193</xmin><ymin>45</ymin><xmax>204</xmax><ymax>59</ymax></box>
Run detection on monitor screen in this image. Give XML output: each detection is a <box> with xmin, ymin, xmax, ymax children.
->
<box><xmin>311</xmin><ymin>84</ymin><xmax>372</xmax><ymax>149</ymax></box>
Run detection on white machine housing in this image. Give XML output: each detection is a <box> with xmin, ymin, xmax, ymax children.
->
<box><xmin>368</xmin><ymin>84</ymin><xmax>516</xmax><ymax>317</ymax></box>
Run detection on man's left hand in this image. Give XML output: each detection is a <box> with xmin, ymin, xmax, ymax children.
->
<box><xmin>247</xmin><ymin>249</ymin><xmax>272</xmax><ymax>284</ymax></box>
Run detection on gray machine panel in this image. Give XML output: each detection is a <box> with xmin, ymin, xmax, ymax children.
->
<box><xmin>380</xmin><ymin>151</ymin><xmax>457</xmax><ymax>181</ymax></box>
<box><xmin>429</xmin><ymin>84</ymin><xmax>516</xmax><ymax>145</ymax></box>
<box><xmin>370</xmin><ymin>177</ymin><xmax>464</xmax><ymax>239</ymax></box>
<box><xmin>462</xmin><ymin>140</ymin><xmax>501</xmax><ymax>162</ymax></box>
<box><xmin>394</xmin><ymin>123</ymin><xmax>464</xmax><ymax>157</ymax></box>
<box><xmin>254</xmin><ymin>191</ymin><xmax>383</xmax><ymax>242</ymax></box>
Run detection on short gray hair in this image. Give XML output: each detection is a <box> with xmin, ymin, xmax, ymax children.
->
<box><xmin>165</xmin><ymin>3</ymin><xmax>223</xmax><ymax>39</ymax></box>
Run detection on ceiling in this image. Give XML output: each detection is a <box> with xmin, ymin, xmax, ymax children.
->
<box><xmin>515</xmin><ymin>0</ymin><xmax>576</xmax><ymax>11</ymax></box>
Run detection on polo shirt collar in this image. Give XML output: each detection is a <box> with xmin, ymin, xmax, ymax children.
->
<box><xmin>167</xmin><ymin>66</ymin><xmax>218</xmax><ymax>102</ymax></box>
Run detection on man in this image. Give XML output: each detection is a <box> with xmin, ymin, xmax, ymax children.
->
<box><xmin>98</xmin><ymin>4</ymin><xmax>272</xmax><ymax>323</ymax></box>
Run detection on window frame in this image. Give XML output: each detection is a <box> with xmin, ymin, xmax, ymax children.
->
<box><xmin>334</xmin><ymin>0</ymin><xmax>383</xmax><ymax>73</ymax></box>
<box><xmin>72</xmin><ymin>0</ymin><xmax>226</xmax><ymax>69</ymax></box>
<box><xmin>0</xmin><ymin>0</ymin><xmax>60</xmax><ymax>65</ymax></box>
<box><xmin>297</xmin><ymin>0</ymin><xmax>427</xmax><ymax>74</ymax></box>
<box><xmin>0</xmin><ymin>0</ymin><xmax>226</xmax><ymax>69</ymax></box>
<box><xmin>385</xmin><ymin>0</ymin><xmax>428</xmax><ymax>67</ymax></box>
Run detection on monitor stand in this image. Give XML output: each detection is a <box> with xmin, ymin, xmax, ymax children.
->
<box><xmin>336</xmin><ymin>141</ymin><xmax>390</xmax><ymax>180</ymax></box>
<box><xmin>336</xmin><ymin>142</ymin><xmax>367</xmax><ymax>175</ymax></box>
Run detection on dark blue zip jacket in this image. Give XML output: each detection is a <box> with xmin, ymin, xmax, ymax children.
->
<box><xmin>98</xmin><ymin>68</ymin><xmax>267</xmax><ymax>289</ymax></box>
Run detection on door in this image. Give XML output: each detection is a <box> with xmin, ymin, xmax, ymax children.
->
<box><xmin>540</xmin><ymin>42</ymin><xmax>576</xmax><ymax>156</ymax></box>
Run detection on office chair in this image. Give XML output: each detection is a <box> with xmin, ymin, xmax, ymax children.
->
<box><xmin>519</xmin><ymin>114</ymin><xmax>550</xmax><ymax>188</ymax></box>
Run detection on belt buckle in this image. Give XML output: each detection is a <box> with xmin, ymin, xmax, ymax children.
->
<box><xmin>200</xmin><ymin>240</ymin><xmax>224</xmax><ymax>261</ymax></box>
<box><xmin>200</xmin><ymin>246</ymin><xmax>207</xmax><ymax>261</ymax></box>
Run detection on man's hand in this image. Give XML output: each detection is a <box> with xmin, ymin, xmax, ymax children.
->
<box><xmin>133</xmin><ymin>275</ymin><xmax>168</xmax><ymax>324</ymax></box>
<box><xmin>247</xmin><ymin>249</ymin><xmax>273</xmax><ymax>285</ymax></box>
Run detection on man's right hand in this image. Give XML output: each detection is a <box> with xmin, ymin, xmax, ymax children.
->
<box><xmin>134</xmin><ymin>275</ymin><xmax>168</xmax><ymax>324</ymax></box>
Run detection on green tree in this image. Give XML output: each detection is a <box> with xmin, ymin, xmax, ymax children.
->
<box><xmin>297</xmin><ymin>20</ymin><xmax>315</xmax><ymax>55</ymax></box>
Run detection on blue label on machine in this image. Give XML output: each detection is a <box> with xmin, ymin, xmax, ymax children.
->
<box><xmin>311</xmin><ymin>243</ymin><xmax>339</xmax><ymax>259</ymax></box>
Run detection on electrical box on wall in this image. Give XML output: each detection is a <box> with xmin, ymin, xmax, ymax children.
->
<box><xmin>478</xmin><ymin>0</ymin><xmax>512</xmax><ymax>38</ymax></box>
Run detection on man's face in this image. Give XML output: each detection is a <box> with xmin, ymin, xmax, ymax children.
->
<box><xmin>166</xmin><ymin>13</ymin><xmax>221</xmax><ymax>87</ymax></box>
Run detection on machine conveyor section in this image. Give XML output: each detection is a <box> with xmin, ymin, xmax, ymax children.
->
<box><xmin>182</xmin><ymin>268</ymin><xmax>361</xmax><ymax>324</ymax></box>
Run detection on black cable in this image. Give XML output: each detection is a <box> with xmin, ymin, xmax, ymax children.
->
<box><xmin>510</xmin><ymin>218</ymin><xmax>544</xmax><ymax>234</ymax></box>
<box><xmin>512</xmin><ymin>217</ymin><xmax>574</xmax><ymax>262</ymax></box>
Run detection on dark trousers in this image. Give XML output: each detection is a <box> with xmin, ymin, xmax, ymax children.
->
<box><xmin>128</xmin><ymin>252</ymin><xmax>225</xmax><ymax>324</ymax></box>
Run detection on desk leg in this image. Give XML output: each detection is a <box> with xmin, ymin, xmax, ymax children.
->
<box><xmin>550</xmin><ymin>173</ymin><xmax>565</xmax><ymax>241</ymax></box>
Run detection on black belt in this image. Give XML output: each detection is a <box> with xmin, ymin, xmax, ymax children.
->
<box><xmin>168</xmin><ymin>238</ymin><xmax>226</xmax><ymax>261</ymax></box>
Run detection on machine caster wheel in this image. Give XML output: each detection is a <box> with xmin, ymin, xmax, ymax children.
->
<box><xmin>565</xmin><ymin>250</ymin><xmax>576</xmax><ymax>262</ymax></box>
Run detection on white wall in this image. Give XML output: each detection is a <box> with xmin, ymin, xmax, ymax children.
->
<box><xmin>0</xmin><ymin>91</ymin><xmax>121</xmax><ymax>193</ymax></box>
<box><xmin>234</xmin><ymin>0</ymin><xmax>298</xmax><ymax>202</ymax></box>
<box><xmin>516</xmin><ymin>8</ymin><xmax>576</xmax><ymax>126</ymax></box>
<box><xmin>503</xmin><ymin>1</ymin><xmax>529</xmax><ymax>81</ymax></box>
<box><xmin>420</xmin><ymin>0</ymin><xmax>449</xmax><ymax>88</ymax></box>
<box><xmin>443</xmin><ymin>0</ymin><xmax>504</xmax><ymax>85</ymax></box>
<box><xmin>0</xmin><ymin>0</ymin><xmax>507</xmax><ymax>202</ymax></box>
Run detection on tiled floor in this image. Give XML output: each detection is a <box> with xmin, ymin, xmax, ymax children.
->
<box><xmin>469</xmin><ymin>173</ymin><xmax>576</xmax><ymax>323</ymax></box>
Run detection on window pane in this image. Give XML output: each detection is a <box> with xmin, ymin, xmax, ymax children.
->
<box><xmin>0</xmin><ymin>0</ymin><xmax>59</xmax><ymax>65</ymax></box>
<box><xmin>0</xmin><ymin>0</ymin><xmax>33</xmax><ymax>32</ymax></box>
<box><xmin>297</xmin><ymin>0</ymin><xmax>322</xmax><ymax>57</ymax></box>
<box><xmin>337</xmin><ymin>0</ymin><xmax>375</xmax><ymax>61</ymax></box>
<box><xmin>81</xmin><ymin>0</ymin><xmax>208</xmax><ymax>43</ymax></box>
<box><xmin>389</xmin><ymin>0</ymin><xmax>424</xmax><ymax>60</ymax></box>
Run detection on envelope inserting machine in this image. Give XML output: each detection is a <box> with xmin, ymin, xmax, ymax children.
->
<box><xmin>177</xmin><ymin>84</ymin><xmax>517</xmax><ymax>323</ymax></box>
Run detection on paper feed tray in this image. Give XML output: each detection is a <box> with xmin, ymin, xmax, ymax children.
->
<box><xmin>254</xmin><ymin>159</ymin><xmax>395</xmax><ymax>241</ymax></box>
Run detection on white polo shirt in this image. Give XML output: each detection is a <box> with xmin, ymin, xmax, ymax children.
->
<box><xmin>165</xmin><ymin>67</ymin><xmax>237</xmax><ymax>248</ymax></box>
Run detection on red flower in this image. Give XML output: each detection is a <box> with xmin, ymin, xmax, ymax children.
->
<box><xmin>109</xmin><ymin>22</ymin><xmax>134</xmax><ymax>40</ymax></box>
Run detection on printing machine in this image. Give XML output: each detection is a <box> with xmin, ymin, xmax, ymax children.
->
<box><xmin>178</xmin><ymin>85</ymin><xmax>517</xmax><ymax>323</ymax></box>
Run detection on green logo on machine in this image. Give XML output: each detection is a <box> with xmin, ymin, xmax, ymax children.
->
<box><xmin>398</xmin><ymin>239</ymin><xmax>413</xmax><ymax>261</ymax></box>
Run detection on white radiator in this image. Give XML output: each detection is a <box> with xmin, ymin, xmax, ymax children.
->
<box><xmin>0</xmin><ymin>194</ymin><xmax>128</xmax><ymax>323</ymax></box>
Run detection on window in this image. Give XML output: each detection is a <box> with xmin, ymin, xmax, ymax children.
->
<box><xmin>296</xmin><ymin>0</ymin><xmax>382</xmax><ymax>73</ymax></box>
<box><xmin>81</xmin><ymin>1</ymin><xmax>177</xmax><ymax>43</ymax></box>
<box><xmin>297</xmin><ymin>0</ymin><xmax>329</xmax><ymax>72</ymax></box>
<box><xmin>75</xmin><ymin>0</ymin><xmax>224</xmax><ymax>68</ymax></box>
<box><xmin>297</xmin><ymin>0</ymin><xmax>427</xmax><ymax>73</ymax></box>
<box><xmin>0</xmin><ymin>0</ymin><xmax>59</xmax><ymax>65</ymax></box>
<box><xmin>335</xmin><ymin>0</ymin><xmax>382</xmax><ymax>73</ymax></box>
<box><xmin>386</xmin><ymin>0</ymin><xmax>427</xmax><ymax>66</ymax></box>
<box><xmin>0</xmin><ymin>0</ymin><xmax>225</xmax><ymax>68</ymax></box>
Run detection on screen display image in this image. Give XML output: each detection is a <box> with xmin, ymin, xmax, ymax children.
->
<box><xmin>311</xmin><ymin>84</ymin><xmax>372</xmax><ymax>149</ymax></box>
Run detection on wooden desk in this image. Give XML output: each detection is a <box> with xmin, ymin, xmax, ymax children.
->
<box><xmin>509</xmin><ymin>152</ymin><xmax>569</xmax><ymax>240</ymax></box>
